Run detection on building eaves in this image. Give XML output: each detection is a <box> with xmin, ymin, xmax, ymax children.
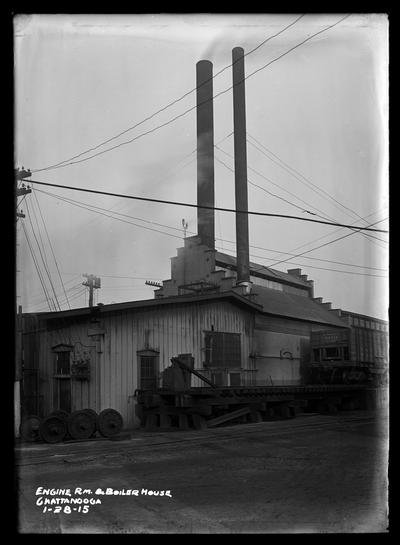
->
<box><xmin>251</xmin><ymin>285</ymin><xmax>349</xmax><ymax>328</ymax></box>
<box><xmin>215</xmin><ymin>251</ymin><xmax>310</xmax><ymax>289</ymax></box>
<box><xmin>30</xmin><ymin>290</ymin><xmax>262</xmax><ymax>321</ymax></box>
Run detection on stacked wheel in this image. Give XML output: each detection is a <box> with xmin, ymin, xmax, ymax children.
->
<box><xmin>67</xmin><ymin>410</ymin><xmax>96</xmax><ymax>440</ymax></box>
<box><xmin>40</xmin><ymin>416</ymin><xmax>67</xmax><ymax>444</ymax></box>
<box><xmin>20</xmin><ymin>415</ymin><xmax>41</xmax><ymax>442</ymax></box>
<box><xmin>49</xmin><ymin>409</ymin><xmax>69</xmax><ymax>422</ymax></box>
<box><xmin>82</xmin><ymin>409</ymin><xmax>98</xmax><ymax>437</ymax></box>
<box><xmin>97</xmin><ymin>409</ymin><xmax>123</xmax><ymax>438</ymax></box>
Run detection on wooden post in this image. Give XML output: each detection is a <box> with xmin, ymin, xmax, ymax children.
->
<box><xmin>15</xmin><ymin>305</ymin><xmax>23</xmax><ymax>437</ymax></box>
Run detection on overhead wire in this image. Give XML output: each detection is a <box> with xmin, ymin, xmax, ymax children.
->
<box><xmin>246</xmin><ymin>133</ymin><xmax>388</xmax><ymax>247</ymax></box>
<box><xmin>24</xmin><ymin>200</ymin><xmax>62</xmax><ymax>311</ymax></box>
<box><xmin>41</xmin><ymin>189</ymin><xmax>386</xmax><ymax>272</ymax></box>
<box><xmin>31</xmin><ymin>14</ymin><xmax>350</xmax><ymax>173</ymax></box>
<box><xmin>36</xmin><ymin>186</ymin><xmax>387</xmax><ymax>278</ymax></box>
<box><xmin>28</xmin><ymin>178</ymin><xmax>388</xmax><ymax>232</ymax></box>
<box><xmin>35</xmin><ymin>188</ymin><xmax>184</xmax><ymax>240</ymax></box>
<box><xmin>30</xmin><ymin>282</ymin><xmax>85</xmax><ymax>307</ymax></box>
<box><xmin>272</xmin><ymin>206</ymin><xmax>388</xmax><ymax>265</ymax></box>
<box><xmin>21</xmin><ymin>221</ymin><xmax>54</xmax><ymax>311</ymax></box>
<box><xmin>256</xmin><ymin>217</ymin><xmax>388</xmax><ymax>271</ymax></box>
<box><xmin>31</xmin><ymin>188</ymin><xmax>72</xmax><ymax>309</ymax></box>
<box><xmin>215</xmin><ymin>146</ymin><xmax>334</xmax><ymax>220</ymax></box>
<box><xmin>247</xmin><ymin>132</ymin><xmax>368</xmax><ymax>224</ymax></box>
<box><xmin>31</xmin><ymin>15</ymin><xmax>306</xmax><ymax>173</ymax></box>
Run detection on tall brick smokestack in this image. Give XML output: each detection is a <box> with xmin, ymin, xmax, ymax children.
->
<box><xmin>196</xmin><ymin>60</ymin><xmax>215</xmax><ymax>249</ymax></box>
<box><xmin>232</xmin><ymin>47</ymin><xmax>250</xmax><ymax>286</ymax></box>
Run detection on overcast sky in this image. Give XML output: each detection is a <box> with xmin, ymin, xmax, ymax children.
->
<box><xmin>14</xmin><ymin>13</ymin><xmax>389</xmax><ymax>319</ymax></box>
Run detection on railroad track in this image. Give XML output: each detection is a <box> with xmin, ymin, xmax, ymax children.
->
<box><xmin>15</xmin><ymin>412</ymin><xmax>386</xmax><ymax>467</ymax></box>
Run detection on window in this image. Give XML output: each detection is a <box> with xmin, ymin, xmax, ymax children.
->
<box><xmin>342</xmin><ymin>346</ymin><xmax>349</xmax><ymax>360</ymax></box>
<box><xmin>323</xmin><ymin>347</ymin><xmax>341</xmax><ymax>360</ymax></box>
<box><xmin>140</xmin><ymin>356</ymin><xmax>157</xmax><ymax>390</ymax></box>
<box><xmin>138</xmin><ymin>353</ymin><xmax>159</xmax><ymax>390</ymax></box>
<box><xmin>204</xmin><ymin>332</ymin><xmax>241</xmax><ymax>368</ymax></box>
<box><xmin>56</xmin><ymin>352</ymin><xmax>70</xmax><ymax>375</ymax></box>
<box><xmin>52</xmin><ymin>345</ymin><xmax>73</xmax><ymax>413</ymax></box>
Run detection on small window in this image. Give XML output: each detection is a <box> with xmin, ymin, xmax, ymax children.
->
<box><xmin>56</xmin><ymin>352</ymin><xmax>70</xmax><ymax>375</ymax></box>
<box><xmin>323</xmin><ymin>347</ymin><xmax>341</xmax><ymax>360</ymax></box>
<box><xmin>139</xmin><ymin>355</ymin><xmax>159</xmax><ymax>390</ymax></box>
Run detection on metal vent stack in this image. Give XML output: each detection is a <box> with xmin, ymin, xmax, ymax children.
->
<box><xmin>232</xmin><ymin>47</ymin><xmax>250</xmax><ymax>287</ymax></box>
<box><xmin>196</xmin><ymin>59</ymin><xmax>215</xmax><ymax>249</ymax></box>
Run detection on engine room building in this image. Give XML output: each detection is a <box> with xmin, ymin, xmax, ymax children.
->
<box><xmin>21</xmin><ymin>240</ymin><xmax>353</xmax><ymax>429</ymax></box>
<box><xmin>18</xmin><ymin>49</ymin><xmax>388</xmax><ymax>430</ymax></box>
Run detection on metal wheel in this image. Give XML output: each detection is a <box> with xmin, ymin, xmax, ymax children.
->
<box><xmin>83</xmin><ymin>409</ymin><xmax>98</xmax><ymax>436</ymax></box>
<box><xmin>20</xmin><ymin>415</ymin><xmax>41</xmax><ymax>442</ymax></box>
<box><xmin>49</xmin><ymin>410</ymin><xmax>70</xmax><ymax>422</ymax></box>
<box><xmin>97</xmin><ymin>409</ymin><xmax>123</xmax><ymax>438</ymax></box>
<box><xmin>40</xmin><ymin>416</ymin><xmax>67</xmax><ymax>444</ymax></box>
<box><xmin>67</xmin><ymin>410</ymin><xmax>96</xmax><ymax>440</ymax></box>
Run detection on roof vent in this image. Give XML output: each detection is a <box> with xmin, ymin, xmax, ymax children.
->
<box><xmin>287</xmin><ymin>268</ymin><xmax>302</xmax><ymax>277</ymax></box>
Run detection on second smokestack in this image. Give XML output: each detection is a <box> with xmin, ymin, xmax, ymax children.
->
<box><xmin>196</xmin><ymin>60</ymin><xmax>215</xmax><ymax>249</ymax></box>
<box><xmin>232</xmin><ymin>47</ymin><xmax>250</xmax><ymax>286</ymax></box>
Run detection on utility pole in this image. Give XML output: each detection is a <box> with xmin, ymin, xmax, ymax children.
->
<box><xmin>15</xmin><ymin>167</ymin><xmax>31</xmax><ymax>437</ymax></box>
<box><xmin>15</xmin><ymin>167</ymin><xmax>32</xmax><ymax>220</ymax></box>
<box><xmin>15</xmin><ymin>305</ymin><xmax>23</xmax><ymax>437</ymax></box>
<box><xmin>82</xmin><ymin>274</ymin><xmax>101</xmax><ymax>308</ymax></box>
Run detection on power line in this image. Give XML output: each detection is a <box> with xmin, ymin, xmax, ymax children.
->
<box><xmin>29</xmin><ymin>282</ymin><xmax>85</xmax><ymax>307</ymax></box>
<box><xmin>21</xmin><ymin>221</ymin><xmax>54</xmax><ymax>312</ymax></box>
<box><xmin>33</xmin><ymin>288</ymin><xmax>87</xmax><ymax>313</ymax></box>
<box><xmin>62</xmin><ymin>272</ymin><xmax>163</xmax><ymax>281</ymax></box>
<box><xmin>28</xmin><ymin>178</ymin><xmax>388</xmax><ymax>232</ymax></box>
<box><xmin>215</xmin><ymin>146</ymin><xmax>333</xmax><ymax>220</ymax></box>
<box><xmin>24</xmin><ymin>200</ymin><xmax>62</xmax><ymax>311</ymax></box>
<box><xmin>35</xmin><ymin>187</ymin><xmax>388</xmax><ymax>282</ymax></box>
<box><xmin>271</xmin><ymin>206</ymin><xmax>388</xmax><ymax>264</ymax></box>
<box><xmin>31</xmin><ymin>14</ymin><xmax>350</xmax><ymax>173</ymax></box>
<box><xmin>28</xmin><ymin>275</ymin><xmax>83</xmax><ymax>302</ymax></box>
<box><xmin>261</xmin><ymin>217</ymin><xmax>387</xmax><ymax>271</ymax></box>
<box><xmin>36</xmin><ymin>188</ymin><xmax>184</xmax><ymax>240</ymax></box>
<box><xmin>241</xmin><ymin>251</ymin><xmax>387</xmax><ymax>278</ymax></box>
<box><xmin>31</xmin><ymin>15</ymin><xmax>306</xmax><ymax>173</ymax></box>
<box><xmin>32</xmin><ymin>188</ymin><xmax>71</xmax><ymax>309</ymax></box>
<box><xmin>217</xmin><ymin>237</ymin><xmax>387</xmax><ymax>272</ymax></box>
<box><xmin>247</xmin><ymin>132</ymin><xmax>365</xmax><ymax>223</ymax></box>
<box><xmin>38</xmin><ymin>186</ymin><xmax>387</xmax><ymax>275</ymax></box>
<box><xmin>246</xmin><ymin>133</ymin><xmax>388</xmax><ymax>247</ymax></box>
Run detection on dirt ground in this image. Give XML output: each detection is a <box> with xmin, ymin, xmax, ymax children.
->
<box><xmin>15</xmin><ymin>410</ymin><xmax>389</xmax><ymax>534</ymax></box>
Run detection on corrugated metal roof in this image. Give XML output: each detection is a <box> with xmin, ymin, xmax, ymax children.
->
<box><xmin>215</xmin><ymin>251</ymin><xmax>310</xmax><ymax>288</ymax></box>
<box><xmin>32</xmin><ymin>290</ymin><xmax>262</xmax><ymax>321</ymax></box>
<box><xmin>30</xmin><ymin>287</ymin><xmax>347</xmax><ymax>328</ymax></box>
<box><xmin>251</xmin><ymin>285</ymin><xmax>348</xmax><ymax>327</ymax></box>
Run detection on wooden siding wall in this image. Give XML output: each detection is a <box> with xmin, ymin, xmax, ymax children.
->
<box><xmin>36</xmin><ymin>301</ymin><xmax>254</xmax><ymax>428</ymax></box>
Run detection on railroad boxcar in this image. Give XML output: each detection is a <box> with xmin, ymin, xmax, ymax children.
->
<box><xmin>309</xmin><ymin>325</ymin><xmax>388</xmax><ymax>386</ymax></box>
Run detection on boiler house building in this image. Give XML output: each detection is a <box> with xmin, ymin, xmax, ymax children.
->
<box><xmin>20</xmin><ymin>50</ymin><xmax>388</xmax><ymax>429</ymax></box>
